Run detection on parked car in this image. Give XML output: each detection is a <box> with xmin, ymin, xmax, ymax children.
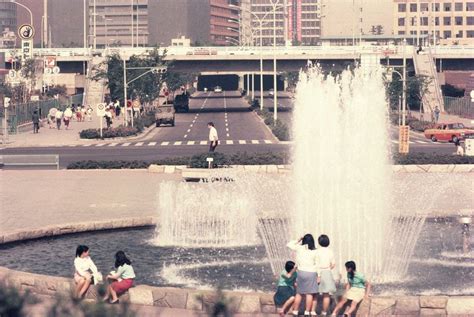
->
<box><xmin>155</xmin><ymin>105</ymin><xmax>175</xmax><ymax>127</ymax></box>
<box><xmin>214</xmin><ymin>86</ymin><xmax>223</xmax><ymax>93</ymax></box>
<box><xmin>424</xmin><ymin>123</ymin><xmax>474</xmax><ymax>142</ymax></box>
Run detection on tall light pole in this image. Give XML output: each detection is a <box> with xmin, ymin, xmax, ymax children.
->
<box><xmin>93</xmin><ymin>0</ymin><xmax>97</xmax><ymax>49</ymax></box>
<box><xmin>130</xmin><ymin>0</ymin><xmax>134</xmax><ymax>47</ymax></box>
<box><xmin>402</xmin><ymin>38</ymin><xmax>407</xmax><ymax>126</ymax></box>
<box><xmin>12</xmin><ymin>1</ymin><xmax>33</xmax><ymax>26</ymax></box>
<box><xmin>271</xmin><ymin>0</ymin><xmax>281</xmax><ymax>124</ymax></box>
<box><xmin>83</xmin><ymin>0</ymin><xmax>87</xmax><ymax>49</ymax></box>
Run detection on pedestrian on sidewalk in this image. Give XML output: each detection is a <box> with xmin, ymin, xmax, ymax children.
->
<box><xmin>76</xmin><ymin>104</ymin><xmax>83</xmax><ymax>122</ymax></box>
<box><xmin>32</xmin><ymin>110</ymin><xmax>40</xmax><ymax>133</ymax></box>
<box><xmin>434</xmin><ymin>106</ymin><xmax>440</xmax><ymax>123</ymax></box>
<box><xmin>64</xmin><ymin>107</ymin><xmax>73</xmax><ymax>130</ymax></box>
<box><xmin>114</xmin><ymin>100</ymin><xmax>121</xmax><ymax>117</ymax></box>
<box><xmin>454</xmin><ymin>139</ymin><xmax>464</xmax><ymax>156</ymax></box>
<box><xmin>48</xmin><ymin>108</ymin><xmax>56</xmax><ymax>129</ymax></box>
<box><xmin>103</xmin><ymin>251</ymin><xmax>136</xmax><ymax>304</ymax></box>
<box><xmin>208</xmin><ymin>122</ymin><xmax>219</xmax><ymax>152</ymax></box>
<box><xmin>86</xmin><ymin>105</ymin><xmax>93</xmax><ymax>121</ymax></box>
<box><xmin>105</xmin><ymin>109</ymin><xmax>113</xmax><ymax>129</ymax></box>
<box><xmin>55</xmin><ymin>109</ymin><xmax>63</xmax><ymax>130</ymax></box>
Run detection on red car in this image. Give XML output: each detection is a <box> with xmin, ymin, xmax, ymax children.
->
<box><xmin>424</xmin><ymin>123</ymin><xmax>474</xmax><ymax>142</ymax></box>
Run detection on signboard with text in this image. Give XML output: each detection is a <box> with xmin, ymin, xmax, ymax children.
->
<box><xmin>399</xmin><ymin>125</ymin><xmax>410</xmax><ymax>154</ymax></box>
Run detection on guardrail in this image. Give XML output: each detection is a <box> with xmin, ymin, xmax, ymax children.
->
<box><xmin>0</xmin><ymin>154</ymin><xmax>59</xmax><ymax>170</ymax></box>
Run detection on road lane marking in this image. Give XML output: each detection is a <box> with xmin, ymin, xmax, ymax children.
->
<box><xmin>121</xmin><ymin>143</ymin><xmax>131</xmax><ymax>147</ymax></box>
<box><xmin>416</xmin><ymin>140</ymin><xmax>428</xmax><ymax>144</ymax></box>
<box><xmin>264</xmin><ymin>140</ymin><xmax>272</xmax><ymax>144</ymax></box>
<box><xmin>161</xmin><ymin>141</ymin><xmax>170</xmax><ymax>146</ymax></box>
<box><xmin>226</xmin><ymin>128</ymin><xmax>229</xmax><ymax>132</ymax></box>
<box><xmin>174</xmin><ymin>141</ymin><xmax>182</xmax><ymax>145</ymax></box>
<box><xmin>148</xmin><ymin>142</ymin><xmax>157</xmax><ymax>146</ymax></box>
<box><xmin>184</xmin><ymin>134</ymin><xmax>188</xmax><ymax>138</ymax></box>
<box><xmin>135</xmin><ymin>142</ymin><xmax>144</xmax><ymax>146</ymax></box>
<box><xmin>391</xmin><ymin>140</ymin><xmax>399</xmax><ymax>144</ymax></box>
<box><xmin>187</xmin><ymin>141</ymin><xmax>195</xmax><ymax>145</ymax></box>
<box><xmin>251</xmin><ymin>140</ymin><xmax>259</xmax><ymax>144</ymax></box>
<box><xmin>226</xmin><ymin>140</ymin><xmax>233</xmax><ymax>145</ymax></box>
<box><xmin>226</xmin><ymin>133</ymin><xmax>230</xmax><ymax>137</ymax></box>
<box><xmin>96</xmin><ymin>143</ymin><xmax>106</xmax><ymax>147</ymax></box>
<box><xmin>239</xmin><ymin>140</ymin><xmax>246</xmax><ymax>144</ymax></box>
<box><xmin>82</xmin><ymin>144</ymin><xmax>92</xmax><ymax>147</ymax></box>
<box><xmin>108</xmin><ymin>143</ymin><xmax>118</xmax><ymax>147</ymax></box>
<box><xmin>187</xmin><ymin>129</ymin><xmax>191</xmax><ymax>133</ymax></box>
<box><xmin>200</xmin><ymin>141</ymin><xmax>208</xmax><ymax>145</ymax></box>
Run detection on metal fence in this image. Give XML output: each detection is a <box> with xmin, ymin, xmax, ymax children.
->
<box><xmin>0</xmin><ymin>94</ymin><xmax>83</xmax><ymax>134</ymax></box>
<box><xmin>444</xmin><ymin>96</ymin><xmax>474</xmax><ymax>119</ymax></box>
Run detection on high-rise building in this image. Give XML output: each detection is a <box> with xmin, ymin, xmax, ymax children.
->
<box><xmin>0</xmin><ymin>0</ymin><xmax>17</xmax><ymax>35</ymax></box>
<box><xmin>209</xmin><ymin>0</ymin><xmax>240</xmax><ymax>45</ymax></box>
<box><xmin>242</xmin><ymin>0</ymin><xmax>321</xmax><ymax>46</ymax></box>
<box><xmin>393</xmin><ymin>0</ymin><xmax>474</xmax><ymax>45</ymax></box>
<box><xmin>89</xmin><ymin>0</ymin><xmax>148</xmax><ymax>48</ymax></box>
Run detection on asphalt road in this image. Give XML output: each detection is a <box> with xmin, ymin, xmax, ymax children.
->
<box><xmin>0</xmin><ymin>93</ymin><xmax>460</xmax><ymax>168</ymax></box>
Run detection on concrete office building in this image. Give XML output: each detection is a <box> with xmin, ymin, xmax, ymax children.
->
<box><xmin>241</xmin><ymin>0</ymin><xmax>321</xmax><ymax>46</ymax></box>
<box><xmin>0</xmin><ymin>0</ymin><xmax>16</xmax><ymax>36</ymax></box>
<box><xmin>210</xmin><ymin>0</ymin><xmax>240</xmax><ymax>45</ymax></box>
<box><xmin>393</xmin><ymin>0</ymin><xmax>474</xmax><ymax>45</ymax></box>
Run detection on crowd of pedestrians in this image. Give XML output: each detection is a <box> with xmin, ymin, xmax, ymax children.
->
<box><xmin>274</xmin><ymin>234</ymin><xmax>371</xmax><ymax>316</ymax></box>
<box><xmin>41</xmin><ymin>104</ymin><xmax>95</xmax><ymax>132</ymax></box>
<box><xmin>74</xmin><ymin>245</ymin><xmax>135</xmax><ymax>304</ymax></box>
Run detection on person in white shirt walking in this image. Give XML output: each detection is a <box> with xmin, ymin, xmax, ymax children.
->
<box><xmin>208</xmin><ymin>122</ymin><xmax>219</xmax><ymax>152</ymax></box>
<box><xmin>314</xmin><ymin>234</ymin><xmax>336</xmax><ymax>316</ymax></box>
<box><xmin>74</xmin><ymin>245</ymin><xmax>100</xmax><ymax>298</ymax></box>
<box><xmin>287</xmin><ymin>234</ymin><xmax>319</xmax><ymax>316</ymax></box>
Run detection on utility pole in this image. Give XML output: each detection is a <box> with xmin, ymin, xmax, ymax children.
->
<box><xmin>93</xmin><ymin>0</ymin><xmax>97</xmax><ymax>49</ymax></box>
<box><xmin>43</xmin><ymin>0</ymin><xmax>48</xmax><ymax>48</ymax></box>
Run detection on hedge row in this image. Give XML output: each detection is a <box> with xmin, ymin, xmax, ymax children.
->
<box><xmin>255</xmin><ymin>108</ymin><xmax>290</xmax><ymax>141</ymax></box>
<box><xmin>389</xmin><ymin>112</ymin><xmax>433</xmax><ymax>132</ymax></box>
<box><xmin>79</xmin><ymin>112</ymin><xmax>156</xmax><ymax>139</ymax></box>
<box><xmin>67</xmin><ymin>152</ymin><xmax>290</xmax><ymax>169</ymax></box>
<box><xmin>67</xmin><ymin>152</ymin><xmax>474</xmax><ymax>169</ymax></box>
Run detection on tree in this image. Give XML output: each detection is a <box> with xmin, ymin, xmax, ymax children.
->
<box><xmin>386</xmin><ymin>72</ymin><xmax>431</xmax><ymax>111</ymax></box>
<box><xmin>45</xmin><ymin>84</ymin><xmax>67</xmax><ymax>98</ymax></box>
<box><xmin>164</xmin><ymin>63</ymin><xmax>197</xmax><ymax>92</ymax></box>
<box><xmin>282</xmin><ymin>71</ymin><xmax>299</xmax><ymax>90</ymax></box>
<box><xmin>91</xmin><ymin>48</ymin><xmax>167</xmax><ymax>104</ymax></box>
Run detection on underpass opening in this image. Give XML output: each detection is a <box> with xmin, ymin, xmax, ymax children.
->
<box><xmin>198</xmin><ymin>75</ymin><xmax>239</xmax><ymax>91</ymax></box>
<box><xmin>246</xmin><ymin>74</ymin><xmax>284</xmax><ymax>91</ymax></box>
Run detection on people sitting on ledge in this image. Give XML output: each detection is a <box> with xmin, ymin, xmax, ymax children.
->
<box><xmin>103</xmin><ymin>251</ymin><xmax>136</xmax><ymax>304</ymax></box>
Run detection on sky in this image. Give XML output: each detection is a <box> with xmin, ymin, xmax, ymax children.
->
<box><xmin>322</xmin><ymin>0</ymin><xmax>394</xmax><ymax>37</ymax></box>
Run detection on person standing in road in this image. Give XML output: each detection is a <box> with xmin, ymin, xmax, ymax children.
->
<box><xmin>454</xmin><ymin>138</ymin><xmax>464</xmax><ymax>156</ymax></box>
<box><xmin>55</xmin><ymin>109</ymin><xmax>63</xmax><ymax>130</ymax></box>
<box><xmin>208</xmin><ymin>122</ymin><xmax>219</xmax><ymax>152</ymax></box>
<box><xmin>32</xmin><ymin>110</ymin><xmax>40</xmax><ymax>133</ymax></box>
<box><xmin>434</xmin><ymin>106</ymin><xmax>440</xmax><ymax>123</ymax></box>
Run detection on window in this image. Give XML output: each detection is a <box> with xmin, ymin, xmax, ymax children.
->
<box><xmin>455</xmin><ymin>16</ymin><xmax>463</xmax><ymax>25</ymax></box>
<box><xmin>420</xmin><ymin>3</ymin><xmax>429</xmax><ymax>12</ymax></box>
<box><xmin>467</xmin><ymin>30</ymin><xmax>474</xmax><ymax>37</ymax></box>
<box><xmin>435</xmin><ymin>17</ymin><xmax>440</xmax><ymax>26</ymax></box>
<box><xmin>455</xmin><ymin>31</ymin><xmax>463</xmax><ymax>38</ymax></box>
<box><xmin>455</xmin><ymin>3</ymin><xmax>463</xmax><ymax>11</ymax></box>
<box><xmin>467</xmin><ymin>2</ymin><xmax>474</xmax><ymax>11</ymax></box>
<box><xmin>421</xmin><ymin>17</ymin><xmax>428</xmax><ymax>26</ymax></box>
<box><xmin>398</xmin><ymin>17</ymin><xmax>405</xmax><ymax>26</ymax></box>
<box><xmin>398</xmin><ymin>3</ymin><xmax>406</xmax><ymax>12</ymax></box>
<box><xmin>467</xmin><ymin>17</ymin><xmax>474</xmax><ymax>25</ymax></box>
<box><xmin>444</xmin><ymin>3</ymin><xmax>451</xmax><ymax>11</ymax></box>
<box><xmin>443</xmin><ymin>30</ymin><xmax>452</xmax><ymax>38</ymax></box>
<box><xmin>443</xmin><ymin>16</ymin><xmax>451</xmax><ymax>25</ymax></box>
<box><xmin>398</xmin><ymin>31</ymin><xmax>406</xmax><ymax>35</ymax></box>
<box><xmin>410</xmin><ymin>3</ymin><xmax>417</xmax><ymax>12</ymax></box>
<box><xmin>433</xmin><ymin>3</ymin><xmax>440</xmax><ymax>11</ymax></box>
<box><xmin>411</xmin><ymin>17</ymin><xmax>416</xmax><ymax>26</ymax></box>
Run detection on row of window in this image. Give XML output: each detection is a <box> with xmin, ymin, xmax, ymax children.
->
<box><xmin>398</xmin><ymin>2</ymin><xmax>474</xmax><ymax>12</ymax></box>
<box><xmin>398</xmin><ymin>16</ymin><xmax>474</xmax><ymax>26</ymax></box>
<box><xmin>398</xmin><ymin>29</ymin><xmax>474</xmax><ymax>38</ymax></box>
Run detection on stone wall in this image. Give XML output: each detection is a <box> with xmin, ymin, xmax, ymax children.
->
<box><xmin>1</xmin><ymin>266</ymin><xmax>473</xmax><ymax>315</ymax></box>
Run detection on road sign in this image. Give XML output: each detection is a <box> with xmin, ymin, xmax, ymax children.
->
<box><xmin>96</xmin><ymin>103</ymin><xmax>106</xmax><ymax>117</ymax></box>
<box><xmin>44</xmin><ymin>56</ymin><xmax>56</xmax><ymax>68</ymax></box>
<box><xmin>21</xmin><ymin>40</ymin><xmax>33</xmax><ymax>60</ymax></box>
<box><xmin>44</xmin><ymin>67</ymin><xmax>52</xmax><ymax>74</ymax></box>
<box><xmin>4</xmin><ymin>97</ymin><xmax>11</xmax><ymax>108</ymax></box>
<box><xmin>52</xmin><ymin>66</ymin><xmax>60</xmax><ymax>74</ymax></box>
<box><xmin>8</xmin><ymin>70</ymin><xmax>16</xmax><ymax>78</ymax></box>
<box><xmin>18</xmin><ymin>24</ymin><xmax>35</xmax><ymax>40</ymax></box>
<box><xmin>399</xmin><ymin>125</ymin><xmax>410</xmax><ymax>154</ymax></box>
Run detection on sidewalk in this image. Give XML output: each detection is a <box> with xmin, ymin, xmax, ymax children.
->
<box><xmin>411</xmin><ymin>111</ymin><xmax>474</xmax><ymax>127</ymax></box>
<box><xmin>2</xmin><ymin>112</ymin><xmax>156</xmax><ymax>148</ymax></box>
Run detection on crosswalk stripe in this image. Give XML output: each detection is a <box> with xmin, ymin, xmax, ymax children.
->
<box><xmin>82</xmin><ymin>144</ymin><xmax>92</xmax><ymax>147</ymax></box>
<box><xmin>121</xmin><ymin>143</ymin><xmax>131</xmax><ymax>147</ymax></box>
<box><xmin>187</xmin><ymin>141</ymin><xmax>195</xmax><ymax>145</ymax></box>
<box><xmin>96</xmin><ymin>143</ymin><xmax>106</xmax><ymax>147</ymax></box>
<box><xmin>239</xmin><ymin>140</ymin><xmax>246</xmax><ymax>144</ymax></box>
<box><xmin>108</xmin><ymin>143</ymin><xmax>118</xmax><ymax>147</ymax></box>
<box><xmin>391</xmin><ymin>140</ymin><xmax>399</xmax><ymax>144</ymax></box>
<box><xmin>148</xmin><ymin>142</ymin><xmax>157</xmax><ymax>146</ymax></box>
<box><xmin>135</xmin><ymin>142</ymin><xmax>144</xmax><ymax>146</ymax></box>
<box><xmin>251</xmin><ymin>140</ymin><xmax>259</xmax><ymax>144</ymax></box>
<box><xmin>174</xmin><ymin>141</ymin><xmax>182</xmax><ymax>145</ymax></box>
<box><xmin>161</xmin><ymin>141</ymin><xmax>169</xmax><ymax>146</ymax></box>
<box><xmin>226</xmin><ymin>140</ymin><xmax>234</xmax><ymax>145</ymax></box>
<box><xmin>416</xmin><ymin>140</ymin><xmax>428</xmax><ymax>144</ymax></box>
<box><xmin>264</xmin><ymin>140</ymin><xmax>272</xmax><ymax>144</ymax></box>
<box><xmin>200</xmin><ymin>141</ymin><xmax>208</xmax><ymax>145</ymax></box>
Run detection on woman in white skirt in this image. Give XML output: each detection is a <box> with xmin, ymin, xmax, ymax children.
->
<box><xmin>314</xmin><ymin>234</ymin><xmax>337</xmax><ymax>315</ymax></box>
<box><xmin>332</xmin><ymin>261</ymin><xmax>371</xmax><ymax>316</ymax></box>
<box><xmin>287</xmin><ymin>234</ymin><xmax>319</xmax><ymax>316</ymax></box>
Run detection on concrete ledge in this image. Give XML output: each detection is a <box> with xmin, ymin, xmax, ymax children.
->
<box><xmin>0</xmin><ymin>217</ymin><xmax>156</xmax><ymax>245</ymax></box>
<box><xmin>147</xmin><ymin>164</ymin><xmax>474</xmax><ymax>175</ymax></box>
<box><xmin>1</xmin><ymin>267</ymin><xmax>473</xmax><ymax>315</ymax></box>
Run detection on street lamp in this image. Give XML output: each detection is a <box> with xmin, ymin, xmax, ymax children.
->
<box><xmin>11</xmin><ymin>0</ymin><xmax>33</xmax><ymax>26</ymax></box>
<box><xmin>122</xmin><ymin>58</ymin><xmax>167</xmax><ymax>127</ymax></box>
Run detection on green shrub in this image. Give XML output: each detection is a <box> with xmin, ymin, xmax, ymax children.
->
<box><xmin>408</xmin><ymin>119</ymin><xmax>433</xmax><ymax>132</ymax></box>
<box><xmin>393</xmin><ymin>153</ymin><xmax>474</xmax><ymax>165</ymax></box>
<box><xmin>0</xmin><ymin>283</ymin><xmax>38</xmax><ymax>317</ymax></box>
<box><xmin>79</xmin><ymin>126</ymin><xmax>139</xmax><ymax>139</ymax></box>
<box><xmin>272</xmin><ymin>120</ymin><xmax>290</xmax><ymax>141</ymax></box>
<box><xmin>133</xmin><ymin>111</ymin><xmax>155</xmax><ymax>132</ymax></box>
